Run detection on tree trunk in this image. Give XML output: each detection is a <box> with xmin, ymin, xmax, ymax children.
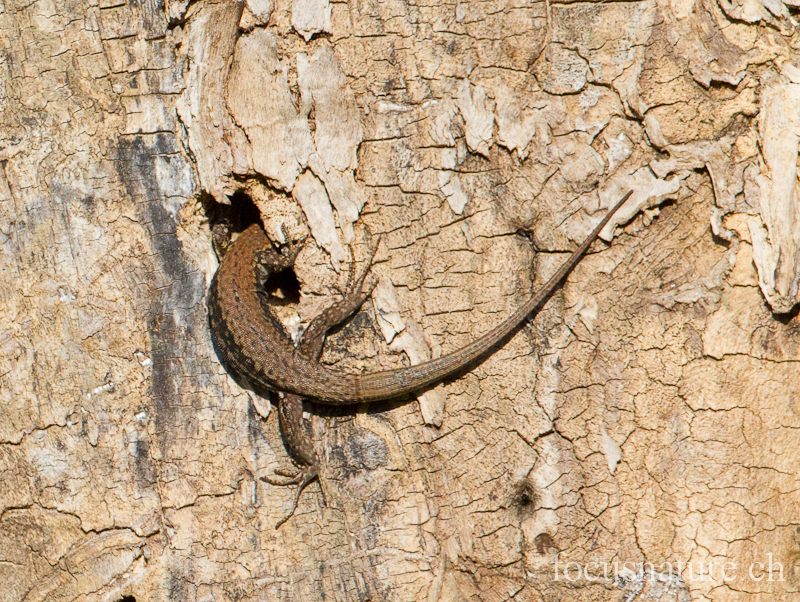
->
<box><xmin>2</xmin><ymin>0</ymin><xmax>799</xmax><ymax>600</ymax></box>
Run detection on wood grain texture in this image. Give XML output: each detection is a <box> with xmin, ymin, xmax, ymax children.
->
<box><xmin>4</xmin><ymin>0</ymin><xmax>800</xmax><ymax>599</ymax></box>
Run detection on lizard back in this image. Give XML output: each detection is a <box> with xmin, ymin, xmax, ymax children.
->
<box><xmin>208</xmin><ymin>192</ymin><xmax>632</xmax><ymax>404</ymax></box>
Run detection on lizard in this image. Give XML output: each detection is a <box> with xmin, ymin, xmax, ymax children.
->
<box><xmin>207</xmin><ymin>190</ymin><xmax>633</xmax><ymax>527</ymax></box>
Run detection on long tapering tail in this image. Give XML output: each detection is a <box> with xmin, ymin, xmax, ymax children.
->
<box><xmin>344</xmin><ymin>191</ymin><xmax>633</xmax><ymax>402</ymax></box>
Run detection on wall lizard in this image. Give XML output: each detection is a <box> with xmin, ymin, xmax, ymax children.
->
<box><xmin>207</xmin><ymin>190</ymin><xmax>632</xmax><ymax>526</ymax></box>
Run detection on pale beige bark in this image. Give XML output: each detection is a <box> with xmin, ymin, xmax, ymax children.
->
<box><xmin>1</xmin><ymin>0</ymin><xmax>799</xmax><ymax>601</ymax></box>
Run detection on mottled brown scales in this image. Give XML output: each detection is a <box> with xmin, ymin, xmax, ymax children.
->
<box><xmin>207</xmin><ymin>191</ymin><xmax>632</xmax><ymax>526</ymax></box>
<box><xmin>209</xmin><ymin>193</ymin><xmax>631</xmax><ymax>404</ymax></box>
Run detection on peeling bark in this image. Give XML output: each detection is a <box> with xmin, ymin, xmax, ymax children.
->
<box><xmin>2</xmin><ymin>0</ymin><xmax>800</xmax><ymax>601</ymax></box>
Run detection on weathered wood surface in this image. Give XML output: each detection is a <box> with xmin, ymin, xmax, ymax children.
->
<box><xmin>1</xmin><ymin>0</ymin><xmax>799</xmax><ymax>600</ymax></box>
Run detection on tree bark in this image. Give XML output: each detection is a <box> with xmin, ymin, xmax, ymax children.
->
<box><xmin>1</xmin><ymin>0</ymin><xmax>799</xmax><ymax>600</ymax></box>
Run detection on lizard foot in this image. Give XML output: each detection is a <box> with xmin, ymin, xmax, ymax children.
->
<box><xmin>261</xmin><ymin>465</ymin><xmax>325</xmax><ymax>529</ymax></box>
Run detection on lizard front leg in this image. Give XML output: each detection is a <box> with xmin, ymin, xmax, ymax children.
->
<box><xmin>262</xmin><ymin>238</ymin><xmax>379</xmax><ymax>528</ymax></box>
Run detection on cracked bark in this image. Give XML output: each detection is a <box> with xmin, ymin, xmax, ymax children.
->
<box><xmin>1</xmin><ymin>0</ymin><xmax>800</xmax><ymax>601</ymax></box>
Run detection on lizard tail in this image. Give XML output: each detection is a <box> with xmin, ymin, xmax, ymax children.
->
<box><xmin>343</xmin><ymin>191</ymin><xmax>633</xmax><ymax>403</ymax></box>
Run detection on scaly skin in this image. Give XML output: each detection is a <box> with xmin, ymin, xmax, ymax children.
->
<box><xmin>207</xmin><ymin>191</ymin><xmax>633</xmax><ymax>526</ymax></box>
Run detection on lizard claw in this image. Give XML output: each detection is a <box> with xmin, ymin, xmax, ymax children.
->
<box><xmin>261</xmin><ymin>465</ymin><xmax>325</xmax><ymax>529</ymax></box>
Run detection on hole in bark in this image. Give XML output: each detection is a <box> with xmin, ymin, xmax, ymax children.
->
<box><xmin>514</xmin><ymin>480</ymin><xmax>536</xmax><ymax>507</ymax></box>
<box><xmin>205</xmin><ymin>189</ymin><xmax>302</xmax><ymax>305</ymax></box>
<box><xmin>534</xmin><ymin>533</ymin><xmax>557</xmax><ymax>555</ymax></box>
<box><xmin>264</xmin><ymin>267</ymin><xmax>301</xmax><ymax>306</ymax></box>
<box><xmin>117</xmin><ymin>597</ymin><xmax>136</xmax><ymax>602</ymax></box>
<box><xmin>774</xmin><ymin>302</ymin><xmax>800</xmax><ymax>324</ymax></box>
<box><xmin>206</xmin><ymin>190</ymin><xmax>262</xmax><ymax>233</ymax></box>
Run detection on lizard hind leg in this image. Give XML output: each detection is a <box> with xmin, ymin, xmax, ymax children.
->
<box><xmin>261</xmin><ymin>235</ymin><xmax>380</xmax><ymax>528</ymax></box>
<box><xmin>261</xmin><ymin>440</ymin><xmax>324</xmax><ymax>529</ymax></box>
<box><xmin>261</xmin><ymin>392</ymin><xmax>324</xmax><ymax>528</ymax></box>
